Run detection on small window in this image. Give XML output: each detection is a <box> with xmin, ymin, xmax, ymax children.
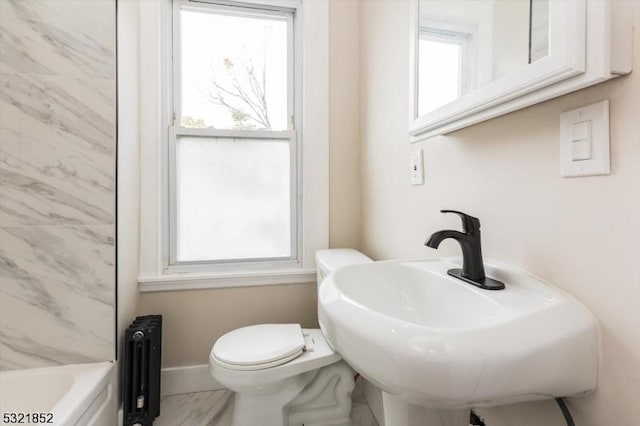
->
<box><xmin>170</xmin><ymin>1</ymin><xmax>298</xmax><ymax>266</ymax></box>
<box><xmin>418</xmin><ymin>26</ymin><xmax>474</xmax><ymax>115</ymax></box>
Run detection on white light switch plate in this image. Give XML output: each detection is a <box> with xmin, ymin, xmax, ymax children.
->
<box><xmin>409</xmin><ymin>149</ymin><xmax>424</xmax><ymax>185</ymax></box>
<box><xmin>560</xmin><ymin>100</ymin><xmax>610</xmax><ymax>177</ymax></box>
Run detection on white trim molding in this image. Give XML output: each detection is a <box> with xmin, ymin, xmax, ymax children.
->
<box><xmin>139</xmin><ymin>269</ymin><xmax>316</xmax><ymax>292</ymax></box>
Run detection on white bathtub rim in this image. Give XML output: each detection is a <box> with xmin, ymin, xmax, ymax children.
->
<box><xmin>0</xmin><ymin>361</ymin><xmax>114</xmax><ymax>426</ymax></box>
<box><xmin>53</xmin><ymin>362</ymin><xmax>114</xmax><ymax>426</ymax></box>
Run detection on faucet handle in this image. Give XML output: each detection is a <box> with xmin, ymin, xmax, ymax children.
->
<box><xmin>440</xmin><ymin>210</ymin><xmax>480</xmax><ymax>234</ymax></box>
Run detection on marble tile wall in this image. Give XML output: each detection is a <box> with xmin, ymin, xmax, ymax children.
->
<box><xmin>0</xmin><ymin>0</ymin><xmax>116</xmax><ymax>370</ymax></box>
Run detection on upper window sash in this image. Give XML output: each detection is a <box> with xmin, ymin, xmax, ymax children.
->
<box><xmin>171</xmin><ymin>0</ymin><xmax>295</xmax><ymax>131</ymax></box>
<box><xmin>166</xmin><ymin>0</ymin><xmax>300</xmax><ymax>271</ymax></box>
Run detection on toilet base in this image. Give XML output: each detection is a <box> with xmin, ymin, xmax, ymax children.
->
<box><xmin>231</xmin><ymin>361</ymin><xmax>355</xmax><ymax>426</ymax></box>
<box><xmin>288</xmin><ymin>360</ymin><xmax>354</xmax><ymax>426</ymax></box>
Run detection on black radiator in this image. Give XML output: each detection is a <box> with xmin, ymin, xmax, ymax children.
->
<box><xmin>123</xmin><ymin>315</ymin><xmax>162</xmax><ymax>426</ymax></box>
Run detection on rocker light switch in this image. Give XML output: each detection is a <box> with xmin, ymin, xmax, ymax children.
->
<box><xmin>560</xmin><ymin>100</ymin><xmax>610</xmax><ymax>177</ymax></box>
<box><xmin>571</xmin><ymin>139</ymin><xmax>592</xmax><ymax>161</ymax></box>
<box><xmin>570</xmin><ymin>121</ymin><xmax>592</xmax><ymax>161</ymax></box>
<box><xmin>571</xmin><ymin>121</ymin><xmax>590</xmax><ymax>142</ymax></box>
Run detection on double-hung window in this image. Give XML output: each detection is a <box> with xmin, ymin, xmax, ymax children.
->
<box><xmin>137</xmin><ymin>0</ymin><xmax>329</xmax><ymax>289</ymax></box>
<box><xmin>171</xmin><ymin>1</ymin><xmax>298</xmax><ymax>267</ymax></box>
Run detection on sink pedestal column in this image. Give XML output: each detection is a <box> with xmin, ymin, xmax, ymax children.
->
<box><xmin>382</xmin><ymin>392</ymin><xmax>470</xmax><ymax>426</ymax></box>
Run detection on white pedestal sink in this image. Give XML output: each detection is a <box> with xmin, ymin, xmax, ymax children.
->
<box><xmin>317</xmin><ymin>259</ymin><xmax>598</xmax><ymax>426</ymax></box>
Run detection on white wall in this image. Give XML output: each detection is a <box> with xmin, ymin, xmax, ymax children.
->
<box><xmin>330</xmin><ymin>0</ymin><xmax>362</xmax><ymax>249</ymax></box>
<box><xmin>359</xmin><ymin>1</ymin><xmax>640</xmax><ymax>425</ymax></box>
<box><xmin>138</xmin><ymin>283</ymin><xmax>318</xmax><ymax>367</ymax></box>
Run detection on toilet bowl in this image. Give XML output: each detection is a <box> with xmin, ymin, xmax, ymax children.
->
<box><xmin>209</xmin><ymin>249</ymin><xmax>372</xmax><ymax>426</ymax></box>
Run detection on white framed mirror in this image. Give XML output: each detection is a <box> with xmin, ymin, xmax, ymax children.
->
<box><xmin>409</xmin><ymin>0</ymin><xmax>632</xmax><ymax>141</ymax></box>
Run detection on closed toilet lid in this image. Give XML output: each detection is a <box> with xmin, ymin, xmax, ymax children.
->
<box><xmin>212</xmin><ymin>324</ymin><xmax>305</xmax><ymax>370</ymax></box>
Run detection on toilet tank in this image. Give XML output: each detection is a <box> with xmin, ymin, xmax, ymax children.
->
<box><xmin>315</xmin><ymin>249</ymin><xmax>372</xmax><ymax>287</ymax></box>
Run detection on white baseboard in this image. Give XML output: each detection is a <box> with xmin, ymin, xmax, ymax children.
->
<box><xmin>161</xmin><ymin>364</ymin><xmax>224</xmax><ymax>396</ymax></box>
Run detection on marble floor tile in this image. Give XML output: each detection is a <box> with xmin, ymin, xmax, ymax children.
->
<box><xmin>155</xmin><ymin>390</ymin><xmax>234</xmax><ymax>426</ymax></box>
<box><xmin>156</xmin><ymin>386</ymin><xmax>379</xmax><ymax>426</ymax></box>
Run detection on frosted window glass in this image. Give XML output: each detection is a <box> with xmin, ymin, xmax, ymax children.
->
<box><xmin>176</xmin><ymin>137</ymin><xmax>291</xmax><ymax>262</ymax></box>
<box><xmin>180</xmin><ymin>10</ymin><xmax>288</xmax><ymax>130</ymax></box>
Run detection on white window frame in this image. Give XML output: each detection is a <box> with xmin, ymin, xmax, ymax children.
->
<box><xmin>137</xmin><ymin>0</ymin><xmax>329</xmax><ymax>291</ymax></box>
<box><xmin>169</xmin><ymin>1</ymin><xmax>298</xmax><ymax>270</ymax></box>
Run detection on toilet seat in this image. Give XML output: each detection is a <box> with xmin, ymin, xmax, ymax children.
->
<box><xmin>212</xmin><ymin>324</ymin><xmax>306</xmax><ymax>371</ymax></box>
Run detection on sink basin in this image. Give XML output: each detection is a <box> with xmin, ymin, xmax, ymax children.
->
<box><xmin>318</xmin><ymin>259</ymin><xmax>598</xmax><ymax>411</ymax></box>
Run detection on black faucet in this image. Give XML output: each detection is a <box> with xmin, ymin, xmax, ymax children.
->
<box><xmin>425</xmin><ymin>210</ymin><xmax>505</xmax><ymax>290</ymax></box>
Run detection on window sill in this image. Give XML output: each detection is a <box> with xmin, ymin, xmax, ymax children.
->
<box><xmin>138</xmin><ymin>268</ymin><xmax>317</xmax><ymax>292</ymax></box>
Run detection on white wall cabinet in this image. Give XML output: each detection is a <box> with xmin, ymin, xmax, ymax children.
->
<box><xmin>409</xmin><ymin>0</ymin><xmax>633</xmax><ymax>141</ymax></box>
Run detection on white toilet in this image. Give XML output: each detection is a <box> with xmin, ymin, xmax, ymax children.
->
<box><xmin>209</xmin><ymin>249</ymin><xmax>372</xmax><ymax>426</ymax></box>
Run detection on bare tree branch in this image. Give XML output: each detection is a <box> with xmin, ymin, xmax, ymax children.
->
<box><xmin>205</xmin><ymin>55</ymin><xmax>271</xmax><ymax>130</ymax></box>
<box><xmin>210</xmin><ymin>80</ymin><xmax>265</xmax><ymax>125</ymax></box>
<box><xmin>240</xmin><ymin>57</ymin><xmax>270</xmax><ymax>128</ymax></box>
